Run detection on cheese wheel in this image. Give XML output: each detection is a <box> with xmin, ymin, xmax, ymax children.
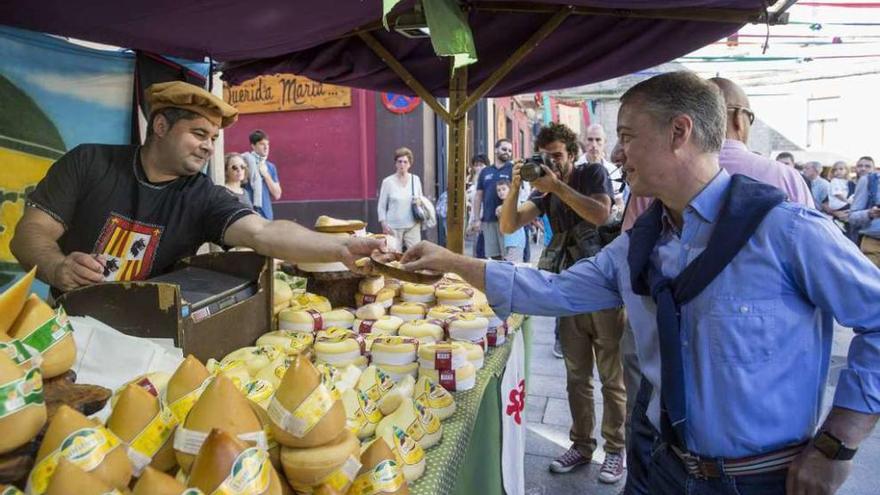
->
<box><xmin>278</xmin><ymin>308</ymin><xmax>326</xmax><ymax>333</ymax></box>
<box><xmin>0</xmin><ymin>267</ymin><xmax>35</xmax><ymax>334</ymax></box>
<box><xmin>355</xmin><ymin>288</ymin><xmax>395</xmax><ymax>308</ymax></box>
<box><xmin>110</xmin><ymin>372</ymin><xmax>170</xmax><ymax>409</ymax></box>
<box><xmin>370</xmin><ymin>336</ymin><xmax>418</xmax><ymax>366</ymax></box>
<box><xmin>165</xmin><ymin>355</ymin><xmax>211</xmax><ymax>406</ymax></box>
<box><xmin>389</xmin><ymin>302</ymin><xmax>427</xmax><ymax>322</ymax></box>
<box><xmin>222</xmin><ymin>345</ymin><xmax>284</xmax><ymax>376</ymax></box>
<box><xmin>274</xmin><ymin>279</ymin><xmax>293</xmax><ymax>315</ymax></box>
<box><xmin>434</xmin><ymin>285</ymin><xmax>474</xmax><ymax>307</ymax></box>
<box><xmin>353</xmin><ymin>315</ymin><xmax>403</xmax><ymax>336</ymax></box>
<box><xmin>46</xmin><ymin>458</ymin><xmax>117</xmax><ymax>495</ymax></box>
<box><xmin>384</xmin><ymin>279</ymin><xmax>402</xmax><ymax>298</ymax></box>
<box><xmin>425</xmin><ymin>305</ymin><xmax>462</xmax><ymax>321</ymax></box>
<box><xmin>34</xmin><ymin>405</ymin><xmax>132</xmax><ymax>491</ymax></box>
<box><xmin>342</xmin><ymin>388</ymin><xmax>382</xmax><ymax>439</ymax></box>
<box><xmin>206</xmin><ymin>358</ymin><xmax>251</xmax><ymax>390</ymax></box>
<box><xmin>416</xmin><ymin>342</ymin><xmax>468</xmax><ymax>371</ymax></box>
<box><xmin>358</xmin><ymin>276</ymin><xmax>385</xmax><ymax>296</ymax></box>
<box><xmin>457</xmin><ymin>341</ymin><xmax>485</xmax><ymax>369</ymax></box>
<box><xmin>246</xmin><ymin>401</ymin><xmax>282</xmax><ymax>473</ymax></box>
<box><xmin>314</xmin><ymin>215</ymin><xmax>363</xmax><ymax>231</ymax></box>
<box><xmin>0</xmin><ymin>352</ymin><xmax>46</xmax><ymax>454</ymax></box>
<box><xmin>349</xmin><ymin>438</ymin><xmax>409</xmax><ymax>495</ymax></box>
<box><xmin>175</xmin><ymin>374</ymin><xmax>264</xmax><ymax>473</ymax></box>
<box><xmin>314</xmin><ymin>329</ymin><xmax>363</xmax><ymax>365</ymax></box>
<box><xmin>188</xmin><ymin>428</ymin><xmax>283</xmax><ymax>495</ymax></box>
<box><xmin>106</xmin><ymin>384</ymin><xmax>176</xmax><ymax>474</ymax></box>
<box><xmin>131</xmin><ymin>466</ymin><xmax>187</xmax><ymax>495</ymax></box>
<box><xmin>291</xmin><ymin>293</ymin><xmax>333</xmax><ymax>313</ymax></box>
<box><xmin>418</xmin><ymin>362</ymin><xmax>477</xmax><ymax>392</ymax></box>
<box><xmin>380</xmin><ymin>425</ymin><xmax>425</xmax><ymax>483</ymax></box>
<box><xmin>354</xmin><ymin>303</ymin><xmax>386</xmax><ymax>321</ymax></box>
<box><xmin>269</xmin><ymin>354</ymin><xmax>346</xmax><ymax>448</ymax></box>
<box><xmin>280</xmin><ymin>429</ymin><xmax>361</xmax><ymax>490</ymax></box>
<box><xmin>322</xmin><ymin>308</ymin><xmax>355</xmax><ymax>330</ymax></box>
<box><xmin>473</xmin><ymin>303</ymin><xmax>503</xmax><ymax>327</ymax></box>
<box><xmin>413</xmin><ymin>376</ymin><xmax>456</xmax><ymax>420</ymax></box>
<box><xmin>255</xmin><ymin>355</ymin><xmax>293</xmax><ymax>390</ymax></box>
<box><xmin>446</xmin><ymin>313</ymin><xmax>489</xmax><ymax>342</ymax></box>
<box><xmin>8</xmin><ymin>295</ymin><xmax>76</xmax><ymax>379</ymax></box>
<box><xmin>397</xmin><ymin>319</ymin><xmax>444</xmax><ymax>344</ymax></box>
<box><xmin>377</xmin><ymin>375</ymin><xmax>415</xmax><ymax>416</ymax></box>
<box><xmin>356</xmin><ymin>366</ymin><xmax>395</xmax><ymax>404</ymax></box>
<box><xmin>375</xmin><ymin>399</ymin><xmax>442</xmax><ymax>450</ymax></box>
<box><xmin>375</xmin><ymin>362</ymin><xmax>419</xmax><ymax>383</ymax></box>
<box><xmin>256</xmin><ymin>331</ymin><xmax>314</xmax><ymax>355</ymax></box>
<box><xmin>399</xmin><ymin>283</ymin><xmax>435</xmax><ymax>305</ymax></box>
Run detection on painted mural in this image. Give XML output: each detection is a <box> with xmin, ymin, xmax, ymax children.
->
<box><xmin>0</xmin><ymin>26</ymin><xmax>134</xmax><ymax>285</ymax></box>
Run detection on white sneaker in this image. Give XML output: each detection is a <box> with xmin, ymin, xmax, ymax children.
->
<box><xmin>598</xmin><ymin>451</ymin><xmax>626</xmax><ymax>484</ymax></box>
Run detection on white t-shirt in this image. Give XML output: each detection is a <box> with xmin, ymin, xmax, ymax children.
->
<box><xmin>829</xmin><ymin>178</ymin><xmax>850</xmax><ymax>210</ymax></box>
<box><xmin>378</xmin><ymin>174</ymin><xmax>423</xmax><ymax>229</ymax></box>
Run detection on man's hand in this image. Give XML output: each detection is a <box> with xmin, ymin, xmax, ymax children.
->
<box><xmin>511</xmin><ymin>161</ymin><xmax>524</xmax><ymax>190</ymax></box>
<box><xmin>869</xmin><ymin>206</ymin><xmax>880</xmax><ymax>219</ymax></box>
<box><xmin>786</xmin><ymin>445</ymin><xmax>852</xmax><ymax>495</ymax></box>
<box><xmin>401</xmin><ymin>241</ymin><xmax>487</xmax><ymax>291</ymax></box>
<box><xmin>530</xmin><ymin>165</ymin><xmax>561</xmax><ymax>194</ymax></box>
<box><xmin>339</xmin><ymin>236</ymin><xmax>386</xmax><ymax>271</ymax></box>
<box><xmin>468</xmin><ymin>220</ymin><xmax>481</xmax><ymax>234</ymax></box>
<box><xmin>51</xmin><ymin>252</ymin><xmax>105</xmax><ymax>291</ymax></box>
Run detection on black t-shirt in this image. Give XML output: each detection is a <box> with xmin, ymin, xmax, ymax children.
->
<box><xmin>527</xmin><ymin>162</ymin><xmax>613</xmax><ymax>235</ymax></box>
<box><xmin>27</xmin><ymin>144</ymin><xmax>254</xmax><ymax>282</ymax></box>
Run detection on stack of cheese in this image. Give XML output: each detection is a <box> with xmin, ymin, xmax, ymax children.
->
<box><xmin>446</xmin><ymin>312</ymin><xmax>490</xmax><ymax>349</ymax></box>
<box><xmin>356</xmin><ymin>274</ymin><xmax>395</xmax><ymax>309</ymax></box>
<box><xmin>416</xmin><ymin>342</ymin><xmax>476</xmax><ymax>392</ymax></box>
<box><xmin>352</xmin><ymin>303</ymin><xmax>403</xmax><ymax>337</ymax></box>
<box><xmin>314</xmin><ymin>328</ymin><xmax>368</xmax><ymax>370</ymax></box>
<box><xmin>476</xmin><ymin>303</ymin><xmax>507</xmax><ymax>347</ymax></box>
<box><xmin>277</xmin><ymin>293</ymin><xmax>333</xmax><ymax>333</ymax></box>
<box><xmin>369</xmin><ymin>336</ymin><xmax>419</xmax><ymax>382</ymax></box>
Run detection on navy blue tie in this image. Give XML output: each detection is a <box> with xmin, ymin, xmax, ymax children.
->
<box><xmin>627</xmin><ymin>174</ymin><xmax>785</xmax><ymax>449</ymax></box>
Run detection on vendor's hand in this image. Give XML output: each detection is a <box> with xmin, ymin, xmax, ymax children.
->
<box><xmin>468</xmin><ymin>220</ymin><xmax>481</xmax><ymax>234</ymax></box>
<box><xmin>400</xmin><ymin>241</ymin><xmax>456</xmax><ymax>274</ymax></box>
<box><xmin>531</xmin><ymin>165</ymin><xmax>561</xmax><ymax>194</ymax></box>
<box><xmin>786</xmin><ymin>446</ymin><xmax>852</xmax><ymax>495</ymax></box>
<box><xmin>51</xmin><ymin>252</ymin><xmax>105</xmax><ymax>291</ymax></box>
<box><xmin>339</xmin><ymin>236</ymin><xmax>386</xmax><ymax>272</ymax></box>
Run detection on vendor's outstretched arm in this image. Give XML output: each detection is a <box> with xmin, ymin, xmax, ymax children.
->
<box><xmin>401</xmin><ymin>240</ymin><xmax>622</xmax><ymax>318</ymax></box>
<box><xmin>225</xmin><ymin>215</ymin><xmax>383</xmax><ymax>270</ymax></box>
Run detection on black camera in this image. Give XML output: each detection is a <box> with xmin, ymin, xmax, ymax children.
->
<box><xmin>519</xmin><ymin>152</ymin><xmax>552</xmax><ymax>182</ymax></box>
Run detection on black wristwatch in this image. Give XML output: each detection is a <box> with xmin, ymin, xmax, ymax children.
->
<box><xmin>812</xmin><ymin>431</ymin><xmax>857</xmax><ymax>460</ymax></box>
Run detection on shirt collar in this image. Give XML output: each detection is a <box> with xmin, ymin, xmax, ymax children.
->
<box><xmin>722</xmin><ymin>139</ymin><xmax>748</xmax><ymax>152</ymax></box>
<box><xmin>687</xmin><ymin>168</ymin><xmax>730</xmax><ymax>224</ymax></box>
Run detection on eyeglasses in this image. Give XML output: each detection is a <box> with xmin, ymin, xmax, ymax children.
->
<box><xmin>228</xmin><ymin>165</ymin><xmax>244</xmax><ymax>171</ymax></box>
<box><xmin>727</xmin><ymin>105</ymin><xmax>755</xmax><ymax>126</ymax></box>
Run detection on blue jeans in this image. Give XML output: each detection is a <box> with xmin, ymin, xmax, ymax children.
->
<box><xmin>625</xmin><ymin>379</ymin><xmax>788</xmax><ymax>495</ymax></box>
<box><xmin>475</xmin><ymin>231</ymin><xmax>485</xmax><ymax>258</ymax></box>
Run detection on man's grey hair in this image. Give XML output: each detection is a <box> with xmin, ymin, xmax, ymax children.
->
<box><xmin>803</xmin><ymin>161</ymin><xmax>823</xmax><ymax>172</ymax></box>
<box><xmin>620</xmin><ymin>71</ymin><xmax>726</xmax><ymax>153</ymax></box>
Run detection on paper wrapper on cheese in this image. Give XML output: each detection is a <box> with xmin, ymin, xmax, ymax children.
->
<box><xmin>0</xmin><ymin>267</ymin><xmax>35</xmax><ymax>335</ymax></box>
<box><xmin>413</xmin><ymin>376</ymin><xmax>456</xmax><ymax>420</ymax></box>
<box><xmin>174</xmin><ymin>374</ymin><xmax>264</xmax><ymax>474</ymax></box>
<box><xmin>342</xmin><ymin>388</ymin><xmax>382</xmax><ymax>440</ymax></box>
<box><xmin>131</xmin><ymin>466</ymin><xmax>188</xmax><ymax>495</ymax></box>
<box><xmin>348</xmin><ymin>438</ymin><xmax>409</xmax><ymax>495</ymax></box>
<box><xmin>188</xmin><ymin>428</ymin><xmax>283</xmax><ymax>495</ymax></box>
<box><xmin>280</xmin><ymin>429</ymin><xmax>361</xmax><ymax>493</ymax></box>
<box><xmin>45</xmin><ymin>458</ymin><xmax>119</xmax><ymax>495</ymax></box>
<box><xmin>165</xmin><ymin>355</ymin><xmax>211</xmax><ymax>419</ymax></box>
<box><xmin>268</xmin><ymin>354</ymin><xmax>346</xmax><ymax>448</ymax></box>
<box><xmin>375</xmin><ymin>399</ymin><xmax>442</xmax><ymax>450</ymax></box>
<box><xmin>106</xmin><ymin>384</ymin><xmax>177</xmax><ymax>474</ymax></box>
<box><xmin>0</xmin><ymin>351</ymin><xmax>46</xmax><ymax>454</ymax></box>
<box><xmin>380</xmin><ymin>425</ymin><xmax>425</xmax><ymax>483</ymax></box>
<box><xmin>8</xmin><ymin>295</ymin><xmax>76</xmax><ymax>379</ymax></box>
<box><xmin>30</xmin><ymin>405</ymin><xmax>132</xmax><ymax>493</ymax></box>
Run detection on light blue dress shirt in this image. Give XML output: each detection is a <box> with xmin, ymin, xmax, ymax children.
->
<box><xmin>848</xmin><ymin>173</ymin><xmax>880</xmax><ymax>239</ymax></box>
<box><xmin>486</xmin><ymin>170</ymin><xmax>880</xmax><ymax>458</ymax></box>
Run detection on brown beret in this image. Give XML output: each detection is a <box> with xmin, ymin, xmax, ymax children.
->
<box><xmin>146</xmin><ymin>81</ymin><xmax>238</xmax><ymax>128</ymax></box>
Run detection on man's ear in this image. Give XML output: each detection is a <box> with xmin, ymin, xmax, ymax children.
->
<box><xmin>152</xmin><ymin>113</ymin><xmax>169</xmax><ymax>138</ymax></box>
<box><xmin>669</xmin><ymin>114</ymin><xmax>694</xmax><ymax>151</ymax></box>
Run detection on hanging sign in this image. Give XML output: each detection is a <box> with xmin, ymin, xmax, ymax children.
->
<box><xmin>381</xmin><ymin>93</ymin><xmax>421</xmax><ymax>114</ymax></box>
<box><xmin>224</xmin><ymin>74</ymin><xmax>351</xmax><ymax>114</ymax></box>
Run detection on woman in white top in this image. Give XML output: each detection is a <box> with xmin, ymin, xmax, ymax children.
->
<box><xmin>828</xmin><ymin>161</ymin><xmax>853</xmax><ymax>211</ymax></box>
<box><xmin>378</xmin><ymin>147</ymin><xmax>424</xmax><ymax>250</ymax></box>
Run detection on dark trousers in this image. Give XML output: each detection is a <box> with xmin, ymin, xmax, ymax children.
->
<box><xmin>475</xmin><ymin>231</ymin><xmax>485</xmax><ymax>258</ymax></box>
<box><xmin>523</xmin><ymin>226</ymin><xmax>531</xmax><ymax>262</ymax></box>
<box><xmin>625</xmin><ymin>379</ymin><xmax>788</xmax><ymax>495</ymax></box>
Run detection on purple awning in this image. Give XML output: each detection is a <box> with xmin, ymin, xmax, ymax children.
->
<box><xmin>1</xmin><ymin>1</ymin><xmax>765</xmax><ymax>96</ymax></box>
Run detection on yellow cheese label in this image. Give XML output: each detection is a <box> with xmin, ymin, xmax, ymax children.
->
<box><xmin>243</xmin><ymin>380</ymin><xmax>274</xmax><ymax>405</ymax></box>
<box><xmin>415</xmin><ymin>401</ymin><xmax>441</xmax><ymax>435</ymax></box>
<box><xmin>167</xmin><ymin>377</ymin><xmax>211</xmax><ymax>423</ymax></box>
<box><xmin>389</xmin><ymin>426</ymin><xmax>425</xmax><ymax>467</ymax></box>
<box><xmin>267</xmin><ymin>383</ymin><xmax>340</xmax><ymax>438</ymax></box>
<box><xmin>28</xmin><ymin>427</ymin><xmax>122</xmax><ymax>494</ymax></box>
<box><xmin>414</xmin><ymin>379</ymin><xmax>453</xmax><ymax>411</ymax></box>
<box><xmin>21</xmin><ymin>306</ymin><xmax>72</xmax><ymax>354</ymax></box>
<box><xmin>318</xmin><ymin>455</ymin><xmax>361</xmax><ymax>493</ymax></box>
<box><xmin>348</xmin><ymin>460</ymin><xmax>405</xmax><ymax>495</ymax></box>
<box><xmin>210</xmin><ymin>447</ymin><xmax>271</xmax><ymax>495</ymax></box>
<box><xmin>360</xmin><ymin>368</ymin><xmax>395</xmax><ymax>403</ymax></box>
<box><xmin>129</xmin><ymin>403</ymin><xmax>178</xmax><ymax>461</ymax></box>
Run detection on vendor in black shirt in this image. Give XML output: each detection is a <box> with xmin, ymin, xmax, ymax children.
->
<box><xmin>11</xmin><ymin>81</ymin><xmax>381</xmax><ymax>292</ymax></box>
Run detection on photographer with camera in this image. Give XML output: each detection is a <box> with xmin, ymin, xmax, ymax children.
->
<box><xmin>499</xmin><ymin>122</ymin><xmax>627</xmax><ymax>483</ymax></box>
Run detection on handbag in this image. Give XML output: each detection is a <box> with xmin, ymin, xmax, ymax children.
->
<box><xmin>410</xmin><ymin>175</ymin><xmax>437</xmax><ymax>228</ymax></box>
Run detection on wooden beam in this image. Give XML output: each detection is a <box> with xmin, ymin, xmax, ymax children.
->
<box><xmin>445</xmin><ymin>64</ymin><xmax>469</xmax><ymax>254</ymax></box>
<box><xmin>473</xmin><ymin>2</ymin><xmax>777</xmax><ymax>25</ymax></box>
<box><xmin>453</xmin><ymin>6</ymin><xmax>571</xmax><ymax>120</ymax></box>
<box><xmin>357</xmin><ymin>31</ymin><xmax>452</xmax><ymax>124</ymax></box>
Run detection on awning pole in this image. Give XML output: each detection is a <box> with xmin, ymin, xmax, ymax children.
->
<box><xmin>454</xmin><ymin>6</ymin><xmax>571</xmax><ymax>119</ymax></box>
<box><xmin>357</xmin><ymin>31</ymin><xmax>452</xmax><ymax>124</ymax></box>
<box><xmin>446</xmin><ymin>64</ymin><xmax>469</xmax><ymax>254</ymax></box>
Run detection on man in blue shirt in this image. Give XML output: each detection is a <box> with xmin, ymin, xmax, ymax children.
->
<box><xmin>846</xmin><ymin>166</ymin><xmax>880</xmax><ymax>268</ymax></box>
<box><xmin>401</xmin><ymin>72</ymin><xmax>880</xmax><ymax>494</ymax></box>
<box><xmin>470</xmin><ymin>139</ymin><xmax>513</xmax><ymax>260</ymax></box>
<box><xmin>242</xmin><ymin>129</ymin><xmax>282</xmax><ymax>220</ymax></box>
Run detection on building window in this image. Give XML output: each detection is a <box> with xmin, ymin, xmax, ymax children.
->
<box><xmin>807</xmin><ymin>96</ymin><xmax>839</xmax><ymax>149</ymax></box>
<box><xmin>505</xmin><ymin>116</ymin><xmax>513</xmax><ymax>141</ymax></box>
<box><xmin>519</xmin><ymin>129</ymin><xmax>525</xmax><ymax>159</ymax></box>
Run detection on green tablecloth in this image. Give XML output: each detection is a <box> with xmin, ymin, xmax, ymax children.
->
<box><xmin>410</xmin><ymin>318</ymin><xmax>534</xmax><ymax>495</ymax></box>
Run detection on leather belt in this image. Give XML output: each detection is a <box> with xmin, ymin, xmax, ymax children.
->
<box><xmin>670</xmin><ymin>442</ymin><xmax>807</xmax><ymax>479</ymax></box>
